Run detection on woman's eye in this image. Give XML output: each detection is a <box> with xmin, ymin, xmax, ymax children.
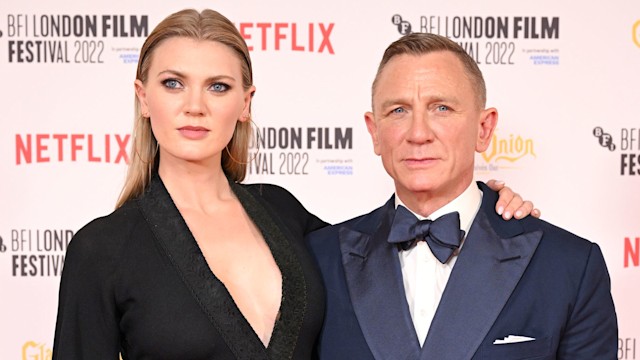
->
<box><xmin>162</xmin><ymin>79</ymin><xmax>182</xmax><ymax>89</ymax></box>
<box><xmin>210</xmin><ymin>83</ymin><xmax>229</xmax><ymax>92</ymax></box>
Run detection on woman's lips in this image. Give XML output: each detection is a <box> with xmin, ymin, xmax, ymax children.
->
<box><xmin>178</xmin><ymin>126</ymin><xmax>209</xmax><ymax>140</ymax></box>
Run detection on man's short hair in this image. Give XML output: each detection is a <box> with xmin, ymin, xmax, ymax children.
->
<box><xmin>371</xmin><ymin>33</ymin><xmax>487</xmax><ymax>108</ymax></box>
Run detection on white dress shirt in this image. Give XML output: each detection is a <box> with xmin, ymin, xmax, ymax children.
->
<box><xmin>395</xmin><ymin>181</ymin><xmax>483</xmax><ymax>346</ymax></box>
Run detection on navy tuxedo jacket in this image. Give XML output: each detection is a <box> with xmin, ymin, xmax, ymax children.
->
<box><xmin>306</xmin><ymin>182</ymin><xmax>617</xmax><ymax>360</ymax></box>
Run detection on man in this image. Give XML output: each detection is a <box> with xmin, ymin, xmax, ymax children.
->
<box><xmin>307</xmin><ymin>33</ymin><xmax>617</xmax><ymax>359</ymax></box>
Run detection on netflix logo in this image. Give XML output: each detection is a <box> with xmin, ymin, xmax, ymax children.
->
<box><xmin>624</xmin><ymin>237</ymin><xmax>639</xmax><ymax>268</ymax></box>
<box><xmin>15</xmin><ymin>133</ymin><xmax>130</xmax><ymax>165</ymax></box>
<box><xmin>237</xmin><ymin>22</ymin><xmax>335</xmax><ymax>54</ymax></box>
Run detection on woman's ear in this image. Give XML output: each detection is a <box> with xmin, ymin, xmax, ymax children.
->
<box><xmin>135</xmin><ymin>79</ymin><xmax>150</xmax><ymax>117</ymax></box>
<box><xmin>240</xmin><ymin>85</ymin><xmax>256</xmax><ymax>122</ymax></box>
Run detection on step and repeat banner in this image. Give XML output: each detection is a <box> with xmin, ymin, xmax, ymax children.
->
<box><xmin>1</xmin><ymin>0</ymin><xmax>638</xmax><ymax>358</ymax></box>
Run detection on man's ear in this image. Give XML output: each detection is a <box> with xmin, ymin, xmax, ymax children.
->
<box><xmin>134</xmin><ymin>79</ymin><xmax>149</xmax><ymax>117</ymax></box>
<box><xmin>365</xmin><ymin>111</ymin><xmax>381</xmax><ymax>155</ymax></box>
<box><xmin>476</xmin><ymin>107</ymin><xmax>498</xmax><ymax>152</ymax></box>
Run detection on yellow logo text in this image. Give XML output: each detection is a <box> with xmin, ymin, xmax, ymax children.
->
<box><xmin>22</xmin><ymin>341</ymin><xmax>52</xmax><ymax>360</ymax></box>
<box><xmin>481</xmin><ymin>133</ymin><xmax>536</xmax><ymax>163</ymax></box>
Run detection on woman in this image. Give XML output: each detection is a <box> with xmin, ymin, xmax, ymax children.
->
<box><xmin>52</xmin><ymin>9</ymin><xmax>537</xmax><ymax>360</ymax></box>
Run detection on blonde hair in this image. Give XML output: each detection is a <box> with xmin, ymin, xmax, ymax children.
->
<box><xmin>116</xmin><ymin>9</ymin><xmax>254</xmax><ymax>208</ymax></box>
<box><xmin>371</xmin><ymin>33</ymin><xmax>487</xmax><ymax>108</ymax></box>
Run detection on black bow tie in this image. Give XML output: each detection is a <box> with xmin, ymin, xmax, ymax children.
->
<box><xmin>387</xmin><ymin>206</ymin><xmax>465</xmax><ymax>264</ymax></box>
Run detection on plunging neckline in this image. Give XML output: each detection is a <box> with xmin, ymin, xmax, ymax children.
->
<box><xmin>137</xmin><ymin>174</ymin><xmax>307</xmax><ymax>359</ymax></box>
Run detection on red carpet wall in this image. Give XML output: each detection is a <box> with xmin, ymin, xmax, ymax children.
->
<box><xmin>1</xmin><ymin>0</ymin><xmax>638</xmax><ymax>358</ymax></box>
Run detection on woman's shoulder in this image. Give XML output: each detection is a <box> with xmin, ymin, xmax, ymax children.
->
<box><xmin>237</xmin><ymin>182</ymin><xmax>328</xmax><ymax>234</ymax></box>
<box><xmin>240</xmin><ymin>182</ymin><xmax>304</xmax><ymax>209</ymax></box>
<box><xmin>68</xmin><ymin>200</ymin><xmax>145</xmax><ymax>259</ymax></box>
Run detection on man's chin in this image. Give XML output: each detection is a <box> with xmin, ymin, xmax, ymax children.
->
<box><xmin>396</xmin><ymin>180</ymin><xmax>441</xmax><ymax>195</ymax></box>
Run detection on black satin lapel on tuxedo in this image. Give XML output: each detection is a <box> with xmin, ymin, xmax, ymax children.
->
<box><xmin>136</xmin><ymin>175</ymin><xmax>304</xmax><ymax>360</ymax></box>
<box><xmin>339</xmin><ymin>198</ymin><xmax>421</xmax><ymax>360</ymax></box>
<box><xmin>420</xmin><ymin>210</ymin><xmax>542</xmax><ymax>360</ymax></box>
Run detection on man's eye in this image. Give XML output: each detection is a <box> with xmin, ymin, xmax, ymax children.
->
<box><xmin>392</xmin><ymin>107</ymin><xmax>406</xmax><ymax>114</ymax></box>
<box><xmin>162</xmin><ymin>79</ymin><xmax>182</xmax><ymax>89</ymax></box>
<box><xmin>211</xmin><ymin>83</ymin><xmax>229</xmax><ymax>92</ymax></box>
<box><xmin>436</xmin><ymin>105</ymin><xmax>449</xmax><ymax>112</ymax></box>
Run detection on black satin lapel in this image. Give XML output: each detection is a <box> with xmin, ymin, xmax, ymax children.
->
<box><xmin>229</xmin><ymin>182</ymin><xmax>306</xmax><ymax>360</ymax></box>
<box><xmin>420</xmin><ymin>211</ymin><xmax>542</xmax><ymax>360</ymax></box>
<box><xmin>339</xmin><ymin>200</ymin><xmax>421</xmax><ymax>360</ymax></box>
<box><xmin>136</xmin><ymin>175</ymin><xmax>269</xmax><ymax>360</ymax></box>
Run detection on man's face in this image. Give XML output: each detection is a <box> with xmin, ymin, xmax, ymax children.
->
<box><xmin>365</xmin><ymin>51</ymin><xmax>497</xmax><ymax>205</ymax></box>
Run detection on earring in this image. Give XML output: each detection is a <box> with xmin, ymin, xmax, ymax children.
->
<box><xmin>225</xmin><ymin>117</ymin><xmax>260</xmax><ymax>165</ymax></box>
<box><xmin>225</xmin><ymin>145</ymin><xmax>248</xmax><ymax>165</ymax></box>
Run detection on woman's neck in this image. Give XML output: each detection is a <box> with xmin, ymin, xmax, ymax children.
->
<box><xmin>158</xmin><ymin>159</ymin><xmax>235</xmax><ymax>213</ymax></box>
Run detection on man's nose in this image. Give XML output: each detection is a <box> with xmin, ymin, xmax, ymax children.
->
<box><xmin>406</xmin><ymin>110</ymin><xmax>434</xmax><ymax>143</ymax></box>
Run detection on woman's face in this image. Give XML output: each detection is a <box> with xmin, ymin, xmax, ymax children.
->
<box><xmin>135</xmin><ymin>37</ymin><xmax>254</xmax><ymax>169</ymax></box>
